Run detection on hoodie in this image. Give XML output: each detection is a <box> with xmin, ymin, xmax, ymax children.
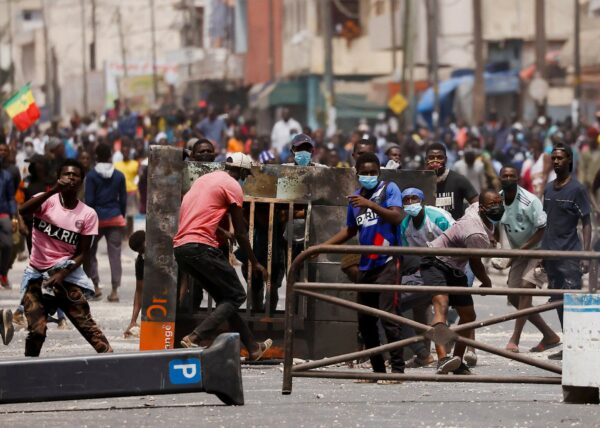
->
<box><xmin>85</xmin><ymin>163</ymin><xmax>127</xmax><ymax>221</ymax></box>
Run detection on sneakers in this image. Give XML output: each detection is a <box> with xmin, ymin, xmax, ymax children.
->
<box><xmin>12</xmin><ymin>310</ymin><xmax>26</xmax><ymax>328</ymax></box>
<box><xmin>249</xmin><ymin>338</ymin><xmax>273</xmax><ymax>361</ymax></box>
<box><xmin>57</xmin><ymin>318</ymin><xmax>69</xmax><ymax>330</ymax></box>
<box><xmin>0</xmin><ymin>309</ymin><xmax>15</xmax><ymax>345</ymax></box>
<box><xmin>436</xmin><ymin>356</ymin><xmax>462</xmax><ymax>374</ymax></box>
<box><xmin>452</xmin><ymin>362</ymin><xmax>472</xmax><ymax>375</ymax></box>
<box><xmin>405</xmin><ymin>354</ymin><xmax>435</xmax><ymax>369</ymax></box>
<box><xmin>464</xmin><ymin>349</ymin><xmax>478</xmax><ymax>367</ymax></box>
<box><xmin>548</xmin><ymin>350</ymin><xmax>563</xmax><ymax>360</ymax></box>
<box><xmin>0</xmin><ymin>275</ymin><xmax>9</xmax><ymax>289</ymax></box>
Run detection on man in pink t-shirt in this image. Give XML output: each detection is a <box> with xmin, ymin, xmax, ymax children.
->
<box><xmin>174</xmin><ymin>153</ymin><xmax>272</xmax><ymax>360</ymax></box>
<box><xmin>18</xmin><ymin>159</ymin><xmax>112</xmax><ymax>357</ymax></box>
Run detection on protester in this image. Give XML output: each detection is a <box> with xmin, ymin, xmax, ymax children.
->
<box><xmin>420</xmin><ymin>190</ymin><xmax>500</xmax><ymax>374</ymax></box>
<box><xmin>190</xmin><ymin>138</ymin><xmax>217</xmax><ymax>162</ymax></box>
<box><xmin>114</xmin><ymin>138</ymin><xmax>140</xmax><ymax>239</ymax></box>
<box><xmin>271</xmin><ymin>108</ymin><xmax>301</xmax><ymax>156</ymax></box>
<box><xmin>452</xmin><ymin>143</ymin><xmax>487</xmax><ymax>193</ymax></box>
<box><xmin>398</xmin><ymin>187</ymin><xmax>455</xmax><ymax>368</ymax></box>
<box><xmin>498</xmin><ymin>165</ymin><xmax>560</xmax><ymax>353</ymax></box>
<box><xmin>426</xmin><ymin>142</ymin><xmax>479</xmax><ymax>220</ymax></box>
<box><xmin>541</xmin><ymin>143</ymin><xmax>592</xmax><ymax>361</ymax></box>
<box><xmin>0</xmin><ymin>146</ymin><xmax>16</xmax><ymax>289</ymax></box>
<box><xmin>17</xmin><ymin>158</ymin><xmax>112</xmax><ymax>356</ymax></box>
<box><xmin>84</xmin><ymin>144</ymin><xmax>127</xmax><ymax>302</ymax></box>
<box><xmin>321</xmin><ymin>152</ymin><xmax>405</xmax><ymax>382</ymax></box>
<box><xmin>173</xmin><ymin>152</ymin><xmax>272</xmax><ymax>360</ymax></box>
<box><xmin>196</xmin><ymin>106</ymin><xmax>226</xmax><ymax>150</ymax></box>
<box><xmin>124</xmin><ymin>230</ymin><xmax>145</xmax><ymax>338</ymax></box>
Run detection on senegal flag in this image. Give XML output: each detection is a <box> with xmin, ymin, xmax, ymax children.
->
<box><xmin>2</xmin><ymin>83</ymin><xmax>41</xmax><ymax>131</ymax></box>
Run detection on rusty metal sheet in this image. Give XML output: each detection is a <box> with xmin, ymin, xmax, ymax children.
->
<box><xmin>140</xmin><ymin>146</ymin><xmax>185</xmax><ymax>351</ymax></box>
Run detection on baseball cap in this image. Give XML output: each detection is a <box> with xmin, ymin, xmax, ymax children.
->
<box><xmin>291</xmin><ymin>133</ymin><xmax>314</xmax><ymax>148</ymax></box>
<box><xmin>225</xmin><ymin>152</ymin><xmax>254</xmax><ymax>170</ymax></box>
<box><xmin>186</xmin><ymin>137</ymin><xmax>199</xmax><ymax>150</ymax></box>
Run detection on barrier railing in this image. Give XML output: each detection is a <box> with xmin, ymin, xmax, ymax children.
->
<box><xmin>282</xmin><ymin>245</ymin><xmax>600</xmax><ymax>394</ymax></box>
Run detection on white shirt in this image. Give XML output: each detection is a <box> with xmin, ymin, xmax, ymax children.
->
<box><xmin>271</xmin><ymin>118</ymin><xmax>302</xmax><ymax>154</ymax></box>
<box><xmin>500</xmin><ymin>186</ymin><xmax>547</xmax><ymax>249</ymax></box>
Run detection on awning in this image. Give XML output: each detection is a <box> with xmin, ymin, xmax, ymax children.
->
<box><xmin>417</xmin><ymin>76</ymin><xmax>470</xmax><ymax>113</ymax></box>
<box><xmin>248</xmin><ymin>80</ymin><xmax>306</xmax><ymax>109</ymax></box>
<box><xmin>418</xmin><ymin>70</ymin><xmax>520</xmax><ymax>113</ymax></box>
<box><xmin>335</xmin><ymin>93</ymin><xmax>386</xmax><ymax>119</ymax></box>
<box><xmin>484</xmin><ymin>70</ymin><xmax>520</xmax><ymax>95</ymax></box>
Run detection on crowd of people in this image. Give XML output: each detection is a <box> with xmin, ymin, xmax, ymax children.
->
<box><xmin>0</xmin><ymin>99</ymin><xmax>598</xmax><ymax>373</ymax></box>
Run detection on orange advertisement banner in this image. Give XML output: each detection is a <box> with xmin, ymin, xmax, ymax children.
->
<box><xmin>140</xmin><ymin>321</ymin><xmax>176</xmax><ymax>351</ymax></box>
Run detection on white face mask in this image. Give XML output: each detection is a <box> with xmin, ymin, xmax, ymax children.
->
<box><xmin>25</xmin><ymin>146</ymin><xmax>35</xmax><ymax>157</ymax></box>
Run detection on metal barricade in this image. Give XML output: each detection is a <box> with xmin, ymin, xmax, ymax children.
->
<box><xmin>140</xmin><ymin>146</ymin><xmax>438</xmax><ymax>359</ymax></box>
<box><xmin>282</xmin><ymin>245</ymin><xmax>600</xmax><ymax>394</ymax></box>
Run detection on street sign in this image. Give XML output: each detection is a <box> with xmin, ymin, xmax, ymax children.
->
<box><xmin>0</xmin><ymin>333</ymin><xmax>244</xmax><ymax>406</ymax></box>
<box><xmin>388</xmin><ymin>93</ymin><xmax>408</xmax><ymax>115</ymax></box>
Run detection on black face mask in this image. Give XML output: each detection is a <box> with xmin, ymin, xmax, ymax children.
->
<box><xmin>500</xmin><ymin>180</ymin><xmax>518</xmax><ymax>192</ymax></box>
<box><xmin>195</xmin><ymin>154</ymin><xmax>216</xmax><ymax>162</ymax></box>
<box><xmin>484</xmin><ymin>204</ymin><xmax>505</xmax><ymax>223</ymax></box>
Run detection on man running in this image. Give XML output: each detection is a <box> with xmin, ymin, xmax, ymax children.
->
<box><xmin>18</xmin><ymin>159</ymin><xmax>112</xmax><ymax>356</ymax></box>
<box><xmin>420</xmin><ymin>190</ymin><xmax>500</xmax><ymax>374</ymax></box>
<box><xmin>499</xmin><ymin>165</ymin><xmax>560</xmax><ymax>353</ymax></box>
<box><xmin>174</xmin><ymin>153</ymin><xmax>272</xmax><ymax>360</ymax></box>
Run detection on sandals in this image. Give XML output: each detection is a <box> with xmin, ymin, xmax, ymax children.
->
<box><xmin>505</xmin><ymin>343</ymin><xmax>520</xmax><ymax>353</ymax></box>
<box><xmin>249</xmin><ymin>339</ymin><xmax>273</xmax><ymax>361</ymax></box>
<box><xmin>530</xmin><ymin>339</ymin><xmax>561</xmax><ymax>353</ymax></box>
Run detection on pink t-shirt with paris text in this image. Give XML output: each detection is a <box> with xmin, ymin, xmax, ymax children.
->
<box><xmin>30</xmin><ymin>193</ymin><xmax>99</xmax><ymax>270</ymax></box>
<box><xmin>173</xmin><ymin>170</ymin><xmax>243</xmax><ymax>249</ymax></box>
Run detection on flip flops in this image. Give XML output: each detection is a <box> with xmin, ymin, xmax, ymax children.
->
<box><xmin>530</xmin><ymin>339</ymin><xmax>561</xmax><ymax>353</ymax></box>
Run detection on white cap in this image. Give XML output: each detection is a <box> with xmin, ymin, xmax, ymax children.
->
<box><xmin>155</xmin><ymin>132</ymin><xmax>167</xmax><ymax>143</ymax></box>
<box><xmin>225</xmin><ymin>152</ymin><xmax>254</xmax><ymax>170</ymax></box>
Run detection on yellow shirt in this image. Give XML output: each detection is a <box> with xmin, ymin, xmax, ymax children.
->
<box><xmin>115</xmin><ymin>160</ymin><xmax>139</xmax><ymax>193</ymax></box>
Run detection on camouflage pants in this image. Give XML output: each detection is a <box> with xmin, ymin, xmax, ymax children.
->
<box><xmin>22</xmin><ymin>280</ymin><xmax>113</xmax><ymax>357</ymax></box>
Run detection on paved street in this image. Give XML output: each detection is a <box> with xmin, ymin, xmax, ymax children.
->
<box><xmin>1</xmin><ymin>246</ymin><xmax>599</xmax><ymax>427</ymax></box>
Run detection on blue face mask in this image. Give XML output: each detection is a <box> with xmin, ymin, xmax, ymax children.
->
<box><xmin>358</xmin><ymin>175</ymin><xmax>379</xmax><ymax>190</ymax></box>
<box><xmin>294</xmin><ymin>151</ymin><xmax>312</xmax><ymax>166</ymax></box>
<box><xmin>238</xmin><ymin>177</ymin><xmax>247</xmax><ymax>187</ymax></box>
<box><xmin>404</xmin><ymin>202</ymin><xmax>423</xmax><ymax>217</ymax></box>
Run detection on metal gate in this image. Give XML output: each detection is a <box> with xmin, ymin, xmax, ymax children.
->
<box><xmin>282</xmin><ymin>245</ymin><xmax>600</xmax><ymax>393</ymax></box>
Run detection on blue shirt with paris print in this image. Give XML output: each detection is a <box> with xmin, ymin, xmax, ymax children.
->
<box><xmin>346</xmin><ymin>181</ymin><xmax>403</xmax><ymax>271</ymax></box>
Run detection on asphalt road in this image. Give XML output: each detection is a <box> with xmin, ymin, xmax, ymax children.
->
<box><xmin>1</xmin><ymin>244</ymin><xmax>598</xmax><ymax>427</ymax></box>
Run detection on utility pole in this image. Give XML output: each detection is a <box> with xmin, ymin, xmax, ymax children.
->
<box><xmin>91</xmin><ymin>0</ymin><xmax>97</xmax><ymax>71</ymax></box>
<box><xmin>390</xmin><ymin>0</ymin><xmax>397</xmax><ymax>74</ymax></box>
<box><xmin>534</xmin><ymin>0</ymin><xmax>546</xmax><ymax>115</ymax></box>
<box><xmin>426</xmin><ymin>0</ymin><xmax>439</xmax><ymax>129</ymax></box>
<box><xmin>400</xmin><ymin>0</ymin><xmax>410</xmax><ymax>101</ymax></box>
<box><xmin>116</xmin><ymin>7</ymin><xmax>128</xmax><ymax>77</ymax></box>
<box><xmin>534</xmin><ymin>0</ymin><xmax>546</xmax><ymax>79</ymax></box>
<box><xmin>472</xmin><ymin>0</ymin><xmax>485</xmax><ymax>125</ymax></box>
<box><xmin>42</xmin><ymin>0</ymin><xmax>54</xmax><ymax>118</ymax></box>
<box><xmin>321</xmin><ymin>0</ymin><xmax>335</xmax><ymax>134</ymax></box>
<box><xmin>7</xmin><ymin>0</ymin><xmax>15</xmax><ymax>90</ymax></box>
<box><xmin>268</xmin><ymin>0</ymin><xmax>276</xmax><ymax>81</ymax></box>
<box><xmin>573</xmin><ymin>0</ymin><xmax>581</xmax><ymax>124</ymax></box>
<box><xmin>404</xmin><ymin>0</ymin><xmax>416</xmax><ymax>129</ymax></box>
<box><xmin>80</xmin><ymin>0</ymin><xmax>88</xmax><ymax>115</ymax></box>
<box><xmin>149</xmin><ymin>0</ymin><xmax>159</xmax><ymax>103</ymax></box>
